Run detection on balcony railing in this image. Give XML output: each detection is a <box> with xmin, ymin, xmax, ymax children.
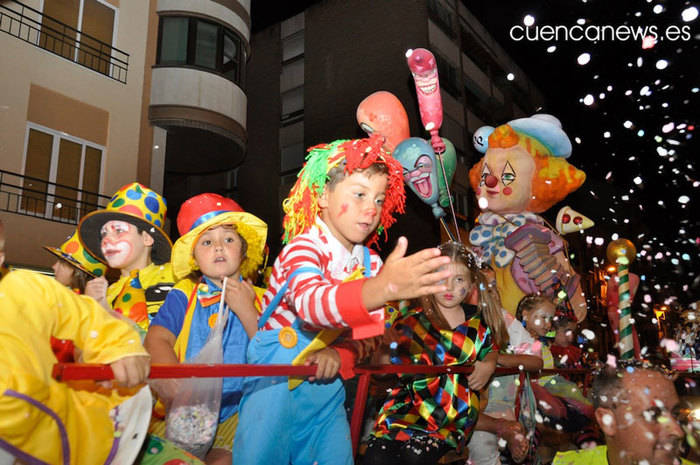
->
<box><xmin>0</xmin><ymin>169</ymin><xmax>111</xmax><ymax>225</ymax></box>
<box><xmin>0</xmin><ymin>0</ymin><xmax>129</xmax><ymax>83</ymax></box>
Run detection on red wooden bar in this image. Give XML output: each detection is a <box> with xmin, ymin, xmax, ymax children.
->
<box><xmin>53</xmin><ymin>362</ymin><xmax>595</xmax><ymax>458</ymax></box>
<box><xmin>52</xmin><ymin>362</ymin><xmax>318</xmax><ymax>381</ymax></box>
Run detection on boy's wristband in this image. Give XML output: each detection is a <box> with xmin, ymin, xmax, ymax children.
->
<box><xmin>333</xmin><ymin>346</ymin><xmax>357</xmax><ymax>379</ymax></box>
<box><xmin>336</xmin><ymin>279</ymin><xmax>385</xmax><ymax>339</ymax></box>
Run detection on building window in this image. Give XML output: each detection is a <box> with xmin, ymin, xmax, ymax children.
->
<box><xmin>281</xmin><ymin>86</ymin><xmax>304</xmax><ymax>125</ymax></box>
<box><xmin>22</xmin><ymin>123</ymin><xmax>104</xmax><ymax>221</ymax></box>
<box><xmin>159</xmin><ymin>17</ymin><xmax>188</xmax><ymax>64</ymax></box>
<box><xmin>280</xmin><ymin>142</ymin><xmax>305</xmax><ymax>174</ymax></box>
<box><xmin>40</xmin><ymin>0</ymin><xmax>117</xmax><ymax>75</ymax></box>
<box><xmin>157</xmin><ymin>16</ymin><xmax>246</xmax><ymax>85</ymax></box>
<box><xmin>282</xmin><ymin>30</ymin><xmax>304</xmax><ymax>63</ymax></box>
<box><xmin>427</xmin><ymin>0</ymin><xmax>454</xmax><ymax>38</ymax></box>
<box><xmin>434</xmin><ymin>54</ymin><xmax>461</xmax><ymax>98</ymax></box>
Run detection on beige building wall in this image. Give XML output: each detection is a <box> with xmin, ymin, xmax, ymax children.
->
<box><xmin>0</xmin><ymin>0</ymin><xmax>153</xmax><ymax>268</ymax></box>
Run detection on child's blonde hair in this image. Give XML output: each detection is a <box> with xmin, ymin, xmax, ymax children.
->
<box><xmin>426</xmin><ymin>241</ymin><xmax>508</xmax><ymax>349</ymax></box>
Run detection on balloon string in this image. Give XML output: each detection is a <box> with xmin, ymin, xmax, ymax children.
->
<box><xmin>435</xmin><ymin>144</ymin><xmax>461</xmax><ymax>243</ymax></box>
<box><xmin>439</xmin><ymin>217</ymin><xmax>456</xmax><ymax>242</ymax></box>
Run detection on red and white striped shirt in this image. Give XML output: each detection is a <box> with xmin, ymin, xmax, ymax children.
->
<box><xmin>261</xmin><ymin>219</ymin><xmax>385</xmax><ymax>361</ymax></box>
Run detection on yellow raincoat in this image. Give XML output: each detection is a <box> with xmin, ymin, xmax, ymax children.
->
<box><xmin>0</xmin><ymin>270</ymin><xmax>152</xmax><ymax>465</ymax></box>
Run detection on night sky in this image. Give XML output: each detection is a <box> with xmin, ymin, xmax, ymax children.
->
<box><xmin>466</xmin><ymin>0</ymin><xmax>699</xmax><ymax>311</ymax></box>
<box><xmin>250</xmin><ymin>1</ymin><xmax>699</xmax><ymax>309</ymax></box>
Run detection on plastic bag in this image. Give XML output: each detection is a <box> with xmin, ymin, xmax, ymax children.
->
<box><xmin>165</xmin><ymin>278</ymin><xmax>230</xmax><ymax>458</ymax></box>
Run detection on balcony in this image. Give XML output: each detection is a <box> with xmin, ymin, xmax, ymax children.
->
<box><xmin>149</xmin><ymin>67</ymin><xmax>248</xmax><ymax>174</ymax></box>
<box><xmin>0</xmin><ymin>0</ymin><xmax>129</xmax><ymax>83</ymax></box>
<box><xmin>0</xmin><ymin>169</ymin><xmax>110</xmax><ymax>225</ymax></box>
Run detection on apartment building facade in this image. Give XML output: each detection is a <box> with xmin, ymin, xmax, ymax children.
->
<box><xmin>241</xmin><ymin>0</ymin><xmax>545</xmax><ymax>256</ymax></box>
<box><xmin>0</xmin><ymin>0</ymin><xmax>250</xmax><ymax>268</ymax></box>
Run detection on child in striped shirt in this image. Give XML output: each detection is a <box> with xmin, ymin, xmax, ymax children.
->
<box><xmin>233</xmin><ymin>135</ymin><xmax>453</xmax><ymax>465</ymax></box>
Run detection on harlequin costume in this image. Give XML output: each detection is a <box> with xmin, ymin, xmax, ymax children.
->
<box><xmin>368</xmin><ymin>302</ymin><xmax>493</xmax><ymax>458</ymax></box>
<box><xmin>78</xmin><ymin>182</ymin><xmax>175</xmax><ymax>331</ymax></box>
<box><xmin>44</xmin><ymin>229</ymin><xmax>108</xmax><ymax>362</ymax></box>
<box><xmin>233</xmin><ymin>136</ymin><xmax>406</xmax><ymax>465</ymax></box>
<box><xmin>149</xmin><ymin>193</ymin><xmax>267</xmax><ymax>451</ymax></box>
<box><xmin>0</xmin><ymin>270</ymin><xmax>152</xmax><ymax>465</ymax></box>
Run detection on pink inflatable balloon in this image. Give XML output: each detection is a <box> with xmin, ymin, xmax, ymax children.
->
<box><xmin>406</xmin><ymin>48</ymin><xmax>445</xmax><ymax>154</ymax></box>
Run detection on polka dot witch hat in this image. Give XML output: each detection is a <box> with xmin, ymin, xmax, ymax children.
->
<box><xmin>78</xmin><ymin>182</ymin><xmax>173</xmax><ymax>265</ymax></box>
<box><xmin>43</xmin><ymin>229</ymin><xmax>107</xmax><ymax>277</ymax></box>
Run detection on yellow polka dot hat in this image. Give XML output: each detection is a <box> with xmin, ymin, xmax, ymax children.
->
<box><xmin>44</xmin><ymin>229</ymin><xmax>107</xmax><ymax>277</ymax></box>
<box><xmin>78</xmin><ymin>182</ymin><xmax>173</xmax><ymax>265</ymax></box>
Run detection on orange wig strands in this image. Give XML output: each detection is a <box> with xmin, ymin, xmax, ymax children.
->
<box><xmin>282</xmin><ymin>134</ymin><xmax>406</xmax><ymax>247</ymax></box>
<box><xmin>469</xmin><ymin>124</ymin><xmax>586</xmax><ymax>213</ymax></box>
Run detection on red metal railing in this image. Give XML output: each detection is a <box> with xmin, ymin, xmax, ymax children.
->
<box><xmin>53</xmin><ymin>362</ymin><xmax>594</xmax><ymax>457</ymax></box>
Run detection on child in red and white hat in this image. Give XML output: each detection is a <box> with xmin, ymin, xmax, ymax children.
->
<box><xmin>145</xmin><ymin>193</ymin><xmax>267</xmax><ymax>465</ymax></box>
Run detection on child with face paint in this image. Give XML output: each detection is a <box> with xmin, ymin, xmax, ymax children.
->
<box><xmin>364</xmin><ymin>241</ymin><xmax>508</xmax><ymax>465</ymax></box>
<box><xmin>233</xmin><ymin>136</ymin><xmax>452</xmax><ymax>465</ymax></box>
<box><xmin>517</xmin><ymin>295</ymin><xmax>598</xmax><ymax>459</ymax></box>
<box><xmin>78</xmin><ymin>182</ymin><xmax>175</xmax><ymax>332</ymax></box>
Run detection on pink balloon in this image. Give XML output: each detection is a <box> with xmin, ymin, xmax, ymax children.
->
<box><xmin>406</xmin><ymin>48</ymin><xmax>444</xmax><ymax>153</ymax></box>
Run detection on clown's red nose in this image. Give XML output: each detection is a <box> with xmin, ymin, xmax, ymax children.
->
<box><xmin>485</xmin><ymin>174</ymin><xmax>499</xmax><ymax>188</ymax></box>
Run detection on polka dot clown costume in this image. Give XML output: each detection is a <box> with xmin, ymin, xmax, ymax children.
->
<box><xmin>80</xmin><ymin>182</ymin><xmax>171</xmax><ymax>265</ymax></box>
<box><xmin>78</xmin><ymin>182</ymin><xmax>175</xmax><ymax>330</ymax></box>
<box><xmin>44</xmin><ymin>229</ymin><xmax>107</xmax><ymax>362</ymax></box>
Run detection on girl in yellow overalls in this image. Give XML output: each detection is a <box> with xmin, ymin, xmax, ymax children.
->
<box><xmin>145</xmin><ymin>193</ymin><xmax>267</xmax><ymax>465</ymax></box>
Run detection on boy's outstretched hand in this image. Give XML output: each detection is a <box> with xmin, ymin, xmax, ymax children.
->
<box><xmin>305</xmin><ymin>347</ymin><xmax>341</xmax><ymax>382</ymax></box>
<box><xmin>362</xmin><ymin>236</ymin><xmax>452</xmax><ymax>310</ymax></box>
